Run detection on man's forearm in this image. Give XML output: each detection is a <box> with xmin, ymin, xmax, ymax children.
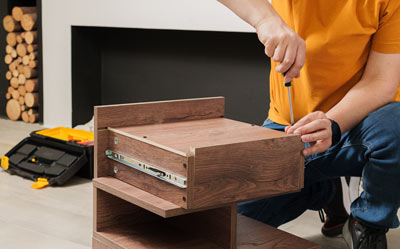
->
<box><xmin>327</xmin><ymin>79</ymin><xmax>397</xmax><ymax>133</ymax></box>
<box><xmin>326</xmin><ymin>50</ymin><xmax>400</xmax><ymax>133</ymax></box>
<box><xmin>218</xmin><ymin>0</ymin><xmax>280</xmax><ymax>28</ymax></box>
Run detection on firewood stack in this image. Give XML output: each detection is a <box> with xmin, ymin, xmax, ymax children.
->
<box><xmin>3</xmin><ymin>6</ymin><xmax>39</xmax><ymax>123</ymax></box>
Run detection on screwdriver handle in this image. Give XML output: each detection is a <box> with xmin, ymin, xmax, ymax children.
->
<box><xmin>282</xmin><ymin>73</ymin><xmax>293</xmax><ymax>87</ymax></box>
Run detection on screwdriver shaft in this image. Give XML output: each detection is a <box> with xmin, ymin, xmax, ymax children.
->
<box><xmin>287</xmin><ymin>86</ymin><xmax>294</xmax><ymax>125</ymax></box>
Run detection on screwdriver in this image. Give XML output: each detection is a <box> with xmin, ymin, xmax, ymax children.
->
<box><xmin>283</xmin><ymin>74</ymin><xmax>294</xmax><ymax>125</ymax></box>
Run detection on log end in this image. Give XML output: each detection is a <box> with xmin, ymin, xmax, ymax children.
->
<box><xmin>6</xmin><ymin>99</ymin><xmax>21</xmax><ymax>121</ymax></box>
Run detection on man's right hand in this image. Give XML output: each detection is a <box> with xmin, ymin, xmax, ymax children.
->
<box><xmin>256</xmin><ymin>17</ymin><xmax>306</xmax><ymax>83</ymax></box>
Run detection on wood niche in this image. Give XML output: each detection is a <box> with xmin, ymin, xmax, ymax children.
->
<box><xmin>93</xmin><ymin>97</ymin><xmax>320</xmax><ymax>249</ymax></box>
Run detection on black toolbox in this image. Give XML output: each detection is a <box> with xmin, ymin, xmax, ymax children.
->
<box><xmin>1</xmin><ymin>127</ymin><xmax>94</xmax><ymax>188</ymax></box>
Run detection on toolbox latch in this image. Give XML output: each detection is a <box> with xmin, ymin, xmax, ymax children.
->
<box><xmin>1</xmin><ymin>155</ymin><xmax>9</xmax><ymax>170</ymax></box>
<box><xmin>31</xmin><ymin>178</ymin><xmax>50</xmax><ymax>189</ymax></box>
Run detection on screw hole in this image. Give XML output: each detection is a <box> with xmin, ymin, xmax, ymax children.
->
<box><xmin>183</xmin><ymin>163</ymin><xmax>187</xmax><ymax>168</ymax></box>
<box><xmin>182</xmin><ymin>196</ymin><xmax>186</xmax><ymax>202</ymax></box>
<box><xmin>143</xmin><ymin>136</ymin><xmax>147</xmax><ymax>138</ymax></box>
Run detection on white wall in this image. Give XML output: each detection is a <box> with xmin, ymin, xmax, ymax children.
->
<box><xmin>41</xmin><ymin>0</ymin><xmax>254</xmax><ymax>127</ymax></box>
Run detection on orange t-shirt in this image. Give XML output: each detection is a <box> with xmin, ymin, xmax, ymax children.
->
<box><xmin>269</xmin><ymin>0</ymin><xmax>400</xmax><ymax>125</ymax></box>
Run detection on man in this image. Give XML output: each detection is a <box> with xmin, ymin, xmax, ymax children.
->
<box><xmin>218</xmin><ymin>0</ymin><xmax>400</xmax><ymax>248</ymax></box>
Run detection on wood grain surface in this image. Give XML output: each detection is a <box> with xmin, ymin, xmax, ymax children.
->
<box><xmin>237</xmin><ymin>215</ymin><xmax>320</xmax><ymax>249</ymax></box>
<box><xmin>94</xmin><ymin>97</ymin><xmax>224</xmax><ymax>129</ymax></box>
<box><xmin>110</xmin><ymin>160</ymin><xmax>188</xmax><ymax>208</ymax></box>
<box><xmin>168</xmin><ymin>205</ymin><xmax>237</xmax><ymax>249</ymax></box>
<box><xmin>94</xmin><ymin>177</ymin><xmax>189</xmax><ymax>218</ymax></box>
<box><xmin>117</xmin><ymin>118</ymin><xmax>290</xmax><ymax>154</ymax></box>
<box><xmin>94</xmin><ymin>222</ymin><xmax>222</xmax><ymax>249</ymax></box>
<box><xmin>92</xmin><ymin>238</ymin><xmax>109</xmax><ymax>249</ymax></box>
<box><xmin>108</xmin><ymin>130</ymin><xmax>188</xmax><ymax>177</ymax></box>
<box><xmin>192</xmin><ymin>136</ymin><xmax>304</xmax><ymax>208</ymax></box>
<box><xmin>95</xmin><ymin>129</ymin><xmax>110</xmax><ymax>178</ymax></box>
<box><xmin>92</xmin><ymin>213</ymin><xmax>320</xmax><ymax>249</ymax></box>
<box><xmin>95</xmin><ymin>188</ymin><xmax>161</xmax><ymax>232</ymax></box>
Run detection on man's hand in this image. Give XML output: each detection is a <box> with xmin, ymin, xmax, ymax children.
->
<box><xmin>256</xmin><ymin>17</ymin><xmax>306</xmax><ymax>83</ymax></box>
<box><xmin>285</xmin><ymin>111</ymin><xmax>332</xmax><ymax>156</ymax></box>
<box><xmin>217</xmin><ymin>0</ymin><xmax>305</xmax><ymax>83</ymax></box>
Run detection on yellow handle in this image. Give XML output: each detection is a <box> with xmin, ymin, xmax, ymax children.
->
<box><xmin>1</xmin><ymin>155</ymin><xmax>9</xmax><ymax>170</ymax></box>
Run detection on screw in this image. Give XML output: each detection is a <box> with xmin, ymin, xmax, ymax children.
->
<box><xmin>114</xmin><ymin>166</ymin><xmax>119</xmax><ymax>174</ymax></box>
<box><xmin>114</xmin><ymin>137</ymin><xmax>118</xmax><ymax>144</ymax></box>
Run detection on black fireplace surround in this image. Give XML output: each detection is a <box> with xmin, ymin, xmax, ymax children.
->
<box><xmin>72</xmin><ymin>26</ymin><xmax>271</xmax><ymax>127</ymax></box>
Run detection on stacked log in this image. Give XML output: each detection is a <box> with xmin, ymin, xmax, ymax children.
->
<box><xmin>3</xmin><ymin>6</ymin><xmax>39</xmax><ymax>122</ymax></box>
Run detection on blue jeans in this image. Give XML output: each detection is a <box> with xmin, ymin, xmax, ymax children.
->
<box><xmin>238</xmin><ymin>102</ymin><xmax>400</xmax><ymax>229</ymax></box>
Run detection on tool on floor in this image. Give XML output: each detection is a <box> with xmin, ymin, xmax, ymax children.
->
<box><xmin>284</xmin><ymin>73</ymin><xmax>294</xmax><ymax>125</ymax></box>
<box><xmin>1</xmin><ymin>127</ymin><xmax>95</xmax><ymax>189</ymax></box>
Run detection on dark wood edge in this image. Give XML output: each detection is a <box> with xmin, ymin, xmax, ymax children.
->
<box><xmin>94</xmin><ymin>96</ymin><xmax>225</xmax><ymax>129</ymax></box>
<box><xmin>93</xmin><ymin>176</ymin><xmax>234</xmax><ymax>218</ymax></box>
<box><xmin>186</xmin><ymin>151</ymin><xmax>195</xmax><ymax>209</ymax></box>
<box><xmin>94</xmin><ymin>177</ymin><xmax>181</xmax><ymax>218</ymax></box>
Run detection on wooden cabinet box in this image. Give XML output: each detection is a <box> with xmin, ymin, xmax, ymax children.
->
<box><xmin>93</xmin><ymin>178</ymin><xmax>319</xmax><ymax>249</ymax></box>
<box><xmin>94</xmin><ymin>97</ymin><xmax>304</xmax><ymax>209</ymax></box>
<box><xmin>93</xmin><ymin>97</ymin><xmax>319</xmax><ymax>249</ymax></box>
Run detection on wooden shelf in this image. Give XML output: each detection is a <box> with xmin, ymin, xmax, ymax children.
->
<box><xmin>94</xmin><ymin>177</ymin><xmax>201</xmax><ymax>218</ymax></box>
<box><xmin>94</xmin><ymin>221</ymin><xmax>222</xmax><ymax>249</ymax></box>
<box><xmin>93</xmin><ymin>214</ymin><xmax>319</xmax><ymax>249</ymax></box>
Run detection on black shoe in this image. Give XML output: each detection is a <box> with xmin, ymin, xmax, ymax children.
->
<box><xmin>321</xmin><ymin>178</ymin><xmax>349</xmax><ymax>237</ymax></box>
<box><xmin>343</xmin><ymin>215</ymin><xmax>388</xmax><ymax>249</ymax></box>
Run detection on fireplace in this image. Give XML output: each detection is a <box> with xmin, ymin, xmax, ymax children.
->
<box><xmin>39</xmin><ymin>0</ymin><xmax>273</xmax><ymax>127</ymax></box>
<box><xmin>71</xmin><ymin>26</ymin><xmax>271</xmax><ymax>127</ymax></box>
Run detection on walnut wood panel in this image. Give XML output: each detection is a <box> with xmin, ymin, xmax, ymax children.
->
<box><xmin>94</xmin><ymin>222</ymin><xmax>222</xmax><ymax>249</ymax></box>
<box><xmin>237</xmin><ymin>215</ymin><xmax>320</xmax><ymax>249</ymax></box>
<box><xmin>92</xmin><ymin>213</ymin><xmax>319</xmax><ymax>249</ymax></box>
<box><xmin>117</xmin><ymin>118</ymin><xmax>291</xmax><ymax>154</ymax></box>
<box><xmin>95</xmin><ymin>97</ymin><xmax>225</xmax><ymax>129</ymax></box>
<box><xmin>94</xmin><ymin>177</ymin><xmax>192</xmax><ymax>218</ymax></box>
<box><xmin>192</xmin><ymin>136</ymin><xmax>304</xmax><ymax>208</ymax></box>
<box><xmin>95</xmin><ymin>129</ymin><xmax>110</xmax><ymax>178</ymax></box>
<box><xmin>110</xmin><ymin>160</ymin><xmax>188</xmax><ymax>208</ymax></box>
<box><xmin>93</xmin><ymin>238</ymin><xmax>110</xmax><ymax>249</ymax></box>
<box><xmin>186</xmin><ymin>153</ymin><xmax>195</xmax><ymax>211</ymax></box>
<box><xmin>94</xmin><ymin>188</ymin><xmax>161</xmax><ymax>232</ymax></box>
<box><xmin>168</xmin><ymin>205</ymin><xmax>237</xmax><ymax>249</ymax></box>
<box><xmin>108</xmin><ymin>130</ymin><xmax>188</xmax><ymax>177</ymax></box>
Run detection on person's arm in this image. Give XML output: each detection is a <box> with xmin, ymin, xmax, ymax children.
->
<box><xmin>326</xmin><ymin>51</ymin><xmax>400</xmax><ymax>132</ymax></box>
<box><xmin>287</xmin><ymin>50</ymin><xmax>400</xmax><ymax>156</ymax></box>
<box><xmin>218</xmin><ymin>0</ymin><xmax>305</xmax><ymax>82</ymax></box>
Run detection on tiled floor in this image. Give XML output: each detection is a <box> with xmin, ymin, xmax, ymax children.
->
<box><xmin>0</xmin><ymin>118</ymin><xmax>399</xmax><ymax>249</ymax></box>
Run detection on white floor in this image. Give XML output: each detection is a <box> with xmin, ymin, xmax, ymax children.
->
<box><xmin>0</xmin><ymin>118</ymin><xmax>399</xmax><ymax>249</ymax></box>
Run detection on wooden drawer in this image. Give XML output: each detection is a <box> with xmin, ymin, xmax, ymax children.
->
<box><xmin>95</xmin><ymin>97</ymin><xmax>304</xmax><ymax>209</ymax></box>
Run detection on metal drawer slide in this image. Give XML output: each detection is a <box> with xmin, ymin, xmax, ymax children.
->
<box><xmin>105</xmin><ymin>150</ymin><xmax>187</xmax><ymax>189</ymax></box>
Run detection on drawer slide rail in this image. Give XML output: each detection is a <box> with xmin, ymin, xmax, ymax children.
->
<box><xmin>105</xmin><ymin>150</ymin><xmax>187</xmax><ymax>189</ymax></box>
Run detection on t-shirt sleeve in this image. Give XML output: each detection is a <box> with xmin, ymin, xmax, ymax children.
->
<box><xmin>372</xmin><ymin>1</ymin><xmax>400</xmax><ymax>53</ymax></box>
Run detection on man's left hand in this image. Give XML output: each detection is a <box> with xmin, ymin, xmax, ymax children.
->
<box><xmin>285</xmin><ymin>111</ymin><xmax>332</xmax><ymax>156</ymax></box>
